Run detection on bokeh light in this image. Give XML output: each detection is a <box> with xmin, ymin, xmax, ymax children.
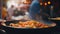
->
<box><xmin>48</xmin><ymin>1</ymin><xmax>51</xmax><ymax>5</ymax></box>
<box><xmin>44</xmin><ymin>2</ymin><xmax>47</xmax><ymax>6</ymax></box>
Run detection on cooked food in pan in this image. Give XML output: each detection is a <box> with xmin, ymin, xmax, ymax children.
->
<box><xmin>9</xmin><ymin>20</ymin><xmax>54</xmax><ymax>28</ymax></box>
<box><xmin>2</xmin><ymin>20</ymin><xmax>56</xmax><ymax>28</ymax></box>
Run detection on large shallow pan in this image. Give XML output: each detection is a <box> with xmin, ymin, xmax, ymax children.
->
<box><xmin>1</xmin><ymin>20</ymin><xmax>56</xmax><ymax>34</ymax></box>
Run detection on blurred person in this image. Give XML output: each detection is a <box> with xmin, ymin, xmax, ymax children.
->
<box><xmin>7</xmin><ymin>5</ymin><xmax>15</xmax><ymax>20</ymax></box>
<box><xmin>28</xmin><ymin>0</ymin><xmax>55</xmax><ymax>25</ymax></box>
<box><xmin>29</xmin><ymin>0</ymin><xmax>41</xmax><ymax>21</ymax></box>
<box><xmin>29</xmin><ymin>0</ymin><xmax>50</xmax><ymax>21</ymax></box>
<box><xmin>2</xmin><ymin>5</ymin><xmax>7</xmax><ymax>20</ymax></box>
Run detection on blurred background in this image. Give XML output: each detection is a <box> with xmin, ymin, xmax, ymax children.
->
<box><xmin>1</xmin><ymin>0</ymin><xmax>60</xmax><ymax>18</ymax></box>
<box><xmin>0</xmin><ymin>0</ymin><xmax>60</xmax><ymax>34</ymax></box>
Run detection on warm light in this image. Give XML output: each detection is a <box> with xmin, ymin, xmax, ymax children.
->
<box><xmin>40</xmin><ymin>3</ymin><xmax>43</xmax><ymax>5</ymax></box>
<box><xmin>24</xmin><ymin>0</ymin><xmax>27</xmax><ymax>3</ymax></box>
<box><xmin>7</xmin><ymin>0</ymin><xmax>18</xmax><ymax>8</ymax></box>
<box><xmin>45</xmin><ymin>3</ymin><xmax>47</xmax><ymax>6</ymax></box>
<box><xmin>7</xmin><ymin>0</ymin><xmax>27</xmax><ymax>8</ymax></box>
<box><xmin>48</xmin><ymin>1</ymin><xmax>51</xmax><ymax>4</ymax></box>
<box><xmin>23</xmin><ymin>0</ymin><xmax>31</xmax><ymax>4</ymax></box>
